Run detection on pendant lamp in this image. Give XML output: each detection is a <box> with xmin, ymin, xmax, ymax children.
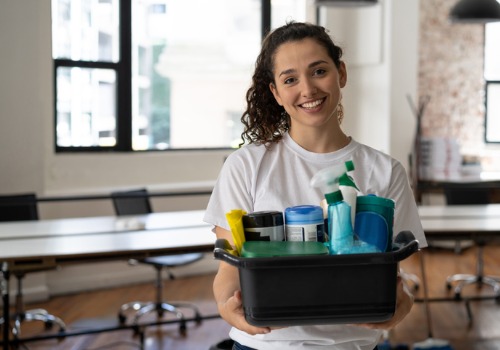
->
<box><xmin>316</xmin><ymin>0</ymin><xmax>378</xmax><ymax>7</ymax></box>
<box><xmin>450</xmin><ymin>0</ymin><xmax>500</xmax><ymax>23</ymax></box>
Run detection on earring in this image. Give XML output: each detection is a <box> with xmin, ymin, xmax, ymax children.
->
<box><xmin>281</xmin><ymin>110</ymin><xmax>291</xmax><ymax>128</ymax></box>
<box><xmin>337</xmin><ymin>102</ymin><xmax>344</xmax><ymax>124</ymax></box>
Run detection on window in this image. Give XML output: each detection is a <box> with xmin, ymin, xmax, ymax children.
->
<box><xmin>52</xmin><ymin>0</ymin><xmax>307</xmax><ymax>152</ymax></box>
<box><xmin>484</xmin><ymin>22</ymin><xmax>500</xmax><ymax>143</ymax></box>
<box><xmin>52</xmin><ymin>0</ymin><xmax>265</xmax><ymax>152</ymax></box>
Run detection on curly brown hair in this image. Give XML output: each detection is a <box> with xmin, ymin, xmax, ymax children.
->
<box><xmin>239</xmin><ymin>21</ymin><xmax>344</xmax><ymax>148</ymax></box>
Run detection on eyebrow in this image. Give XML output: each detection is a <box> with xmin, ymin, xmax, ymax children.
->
<box><xmin>278</xmin><ymin>60</ymin><xmax>329</xmax><ymax>77</ymax></box>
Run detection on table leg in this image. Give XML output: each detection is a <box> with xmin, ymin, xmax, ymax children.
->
<box><xmin>1</xmin><ymin>262</ymin><xmax>10</xmax><ymax>350</ymax></box>
<box><xmin>418</xmin><ymin>250</ymin><xmax>435</xmax><ymax>338</ymax></box>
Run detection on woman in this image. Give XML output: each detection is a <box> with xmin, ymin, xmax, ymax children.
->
<box><xmin>204</xmin><ymin>21</ymin><xmax>426</xmax><ymax>350</ymax></box>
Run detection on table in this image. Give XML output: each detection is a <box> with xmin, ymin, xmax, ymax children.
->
<box><xmin>0</xmin><ymin>210</ymin><xmax>215</xmax><ymax>349</ymax></box>
<box><xmin>0</xmin><ymin>210</ymin><xmax>206</xmax><ymax>240</ymax></box>
<box><xmin>419</xmin><ymin>204</ymin><xmax>500</xmax><ymax>241</ymax></box>
<box><xmin>416</xmin><ymin>177</ymin><xmax>500</xmax><ymax>204</ymax></box>
<box><xmin>417</xmin><ymin>204</ymin><xmax>500</xmax><ymax>324</ymax></box>
<box><xmin>419</xmin><ymin>203</ymin><xmax>500</xmax><ymax>219</ymax></box>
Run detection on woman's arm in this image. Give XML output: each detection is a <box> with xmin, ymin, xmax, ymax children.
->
<box><xmin>213</xmin><ymin>226</ymin><xmax>271</xmax><ymax>335</ymax></box>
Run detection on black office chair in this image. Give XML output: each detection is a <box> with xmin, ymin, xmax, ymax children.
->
<box><xmin>443</xmin><ymin>184</ymin><xmax>491</xmax><ymax>205</ymax></box>
<box><xmin>442</xmin><ymin>184</ymin><xmax>500</xmax><ymax>300</ymax></box>
<box><xmin>0</xmin><ymin>193</ymin><xmax>66</xmax><ymax>337</ymax></box>
<box><xmin>437</xmin><ymin>184</ymin><xmax>489</xmax><ymax>254</ymax></box>
<box><xmin>111</xmin><ymin>189</ymin><xmax>203</xmax><ymax>335</ymax></box>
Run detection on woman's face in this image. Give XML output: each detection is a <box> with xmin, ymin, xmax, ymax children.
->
<box><xmin>269</xmin><ymin>38</ymin><xmax>346</xmax><ymax>131</ymax></box>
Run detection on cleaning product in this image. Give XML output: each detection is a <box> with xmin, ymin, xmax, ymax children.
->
<box><xmin>327</xmin><ymin>192</ymin><xmax>353</xmax><ymax>254</ymax></box>
<box><xmin>338</xmin><ymin>161</ymin><xmax>359</xmax><ymax>227</ymax></box>
<box><xmin>242</xmin><ymin>211</ymin><xmax>284</xmax><ymax>241</ymax></box>
<box><xmin>241</xmin><ymin>240</ymin><xmax>329</xmax><ymax>258</ymax></box>
<box><xmin>354</xmin><ymin>194</ymin><xmax>395</xmax><ymax>252</ymax></box>
<box><xmin>284</xmin><ymin>205</ymin><xmax>325</xmax><ymax>242</ymax></box>
<box><xmin>310</xmin><ymin>161</ymin><xmax>357</xmax><ymax>254</ymax></box>
<box><xmin>317</xmin><ymin>161</ymin><xmax>359</xmax><ymax>236</ymax></box>
<box><xmin>225</xmin><ymin>209</ymin><xmax>247</xmax><ymax>255</ymax></box>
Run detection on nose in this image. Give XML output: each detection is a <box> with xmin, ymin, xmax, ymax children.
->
<box><xmin>302</xmin><ymin>79</ymin><xmax>317</xmax><ymax>98</ymax></box>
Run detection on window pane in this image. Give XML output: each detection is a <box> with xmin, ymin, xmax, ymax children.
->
<box><xmin>52</xmin><ymin>0</ymin><xmax>120</xmax><ymax>62</ymax></box>
<box><xmin>486</xmin><ymin>83</ymin><xmax>500</xmax><ymax>143</ymax></box>
<box><xmin>56</xmin><ymin>67</ymin><xmax>117</xmax><ymax>147</ymax></box>
<box><xmin>485</xmin><ymin>22</ymin><xmax>500</xmax><ymax>80</ymax></box>
<box><xmin>131</xmin><ymin>0</ymin><xmax>262</xmax><ymax>150</ymax></box>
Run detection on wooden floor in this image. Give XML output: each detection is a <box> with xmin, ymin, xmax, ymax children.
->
<box><xmin>5</xmin><ymin>243</ymin><xmax>500</xmax><ymax>350</ymax></box>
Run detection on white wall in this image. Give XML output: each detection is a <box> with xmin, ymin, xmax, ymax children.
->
<box><xmin>0</xmin><ymin>0</ymin><xmax>47</xmax><ymax>195</ymax></box>
<box><xmin>316</xmin><ymin>0</ymin><xmax>419</xmax><ymax>167</ymax></box>
<box><xmin>320</xmin><ymin>3</ymin><xmax>390</xmax><ymax>155</ymax></box>
<box><xmin>0</xmin><ymin>0</ymin><xmax>419</xmax><ymax>301</ymax></box>
<box><xmin>388</xmin><ymin>0</ymin><xmax>420</xmax><ymax>168</ymax></box>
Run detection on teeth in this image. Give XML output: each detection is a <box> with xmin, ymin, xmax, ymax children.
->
<box><xmin>302</xmin><ymin>99</ymin><xmax>323</xmax><ymax>109</ymax></box>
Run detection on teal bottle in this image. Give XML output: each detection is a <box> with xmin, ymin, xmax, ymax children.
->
<box><xmin>327</xmin><ymin>190</ymin><xmax>353</xmax><ymax>254</ymax></box>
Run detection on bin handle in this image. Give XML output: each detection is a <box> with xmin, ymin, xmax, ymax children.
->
<box><xmin>391</xmin><ymin>230</ymin><xmax>420</xmax><ymax>261</ymax></box>
<box><xmin>394</xmin><ymin>230</ymin><xmax>416</xmax><ymax>245</ymax></box>
<box><xmin>214</xmin><ymin>239</ymin><xmax>241</xmax><ymax>266</ymax></box>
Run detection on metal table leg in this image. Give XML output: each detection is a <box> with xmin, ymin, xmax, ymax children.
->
<box><xmin>1</xmin><ymin>262</ymin><xmax>10</xmax><ymax>350</ymax></box>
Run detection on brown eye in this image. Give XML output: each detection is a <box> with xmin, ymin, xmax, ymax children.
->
<box><xmin>313</xmin><ymin>68</ymin><xmax>326</xmax><ymax>76</ymax></box>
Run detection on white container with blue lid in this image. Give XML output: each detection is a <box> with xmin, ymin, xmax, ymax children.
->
<box><xmin>285</xmin><ymin>205</ymin><xmax>325</xmax><ymax>242</ymax></box>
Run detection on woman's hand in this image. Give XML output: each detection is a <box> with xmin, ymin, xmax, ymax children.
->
<box><xmin>357</xmin><ymin>275</ymin><xmax>414</xmax><ymax>330</ymax></box>
<box><xmin>213</xmin><ymin>225</ymin><xmax>271</xmax><ymax>335</ymax></box>
<box><xmin>218</xmin><ymin>289</ymin><xmax>271</xmax><ymax>335</ymax></box>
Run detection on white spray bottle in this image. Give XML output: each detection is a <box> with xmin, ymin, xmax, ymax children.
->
<box><xmin>339</xmin><ymin>160</ymin><xmax>359</xmax><ymax>227</ymax></box>
<box><xmin>310</xmin><ymin>161</ymin><xmax>358</xmax><ymax>254</ymax></box>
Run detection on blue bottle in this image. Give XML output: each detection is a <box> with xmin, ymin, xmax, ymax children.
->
<box><xmin>310</xmin><ymin>162</ymin><xmax>356</xmax><ymax>254</ymax></box>
<box><xmin>326</xmin><ymin>190</ymin><xmax>354</xmax><ymax>254</ymax></box>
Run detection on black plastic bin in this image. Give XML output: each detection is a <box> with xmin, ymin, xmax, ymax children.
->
<box><xmin>213</xmin><ymin>231</ymin><xmax>419</xmax><ymax>327</ymax></box>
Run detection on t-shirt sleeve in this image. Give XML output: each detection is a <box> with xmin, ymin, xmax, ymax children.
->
<box><xmin>203</xmin><ymin>150</ymin><xmax>254</xmax><ymax>231</ymax></box>
<box><xmin>388</xmin><ymin>160</ymin><xmax>427</xmax><ymax>248</ymax></box>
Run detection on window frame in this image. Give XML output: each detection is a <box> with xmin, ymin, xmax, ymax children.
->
<box><xmin>484</xmin><ymin>22</ymin><xmax>500</xmax><ymax>145</ymax></box>
<box><xmin>485</xmin><ymin>80</ymin><xmax>500</xmax><ymax>144</ymax></box>
<box><xmin>53</xmin><ymin>0</ymin><xmax>271</xmax><ymax>153</ymax></box>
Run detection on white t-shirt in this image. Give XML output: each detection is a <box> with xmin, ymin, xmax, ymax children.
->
<box><xmin>204</xmin><ymin>133</ymin><xmax>426</xmax><ymax>350</ymax></box>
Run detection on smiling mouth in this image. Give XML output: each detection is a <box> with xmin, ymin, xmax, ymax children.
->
<box><xmin>300</xmin><ymin>98</ymin><xmax>325</xmax><ymax>109</ymax></box>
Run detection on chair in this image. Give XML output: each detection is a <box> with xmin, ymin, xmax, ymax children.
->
<box><xmin>442</xmin><ymin>184</ymin><xmax>500</xmax><ymax>300</ymax></box>
<box><xmin>0</xmin><ymin>193</ymin><xmax>66</xmax><ymax>337</ymax></box>
<box><xmin>443</xmin><ymin>184</ymin><xmax>491</xmax><ymax>205</ymax></box>
<box><xmin>400</xmin><ymin>269</ymin><xmax>421</xmax><ymax>292</ymax></box>
<box><xmin>111</xmin><ymin>189</ymin><xmax>203</xmax><ymax>335</ymax></box>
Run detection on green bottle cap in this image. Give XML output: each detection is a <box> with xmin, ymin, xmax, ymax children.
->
<box><xmin>345</xmin><ymin>160</ymin><xmax>354</xmax><ymax>172</ymax></box>
<box><xmin>325</xmin><ymin>190</ymin><xmax>343</xmax><ymax>204</ymax></box>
